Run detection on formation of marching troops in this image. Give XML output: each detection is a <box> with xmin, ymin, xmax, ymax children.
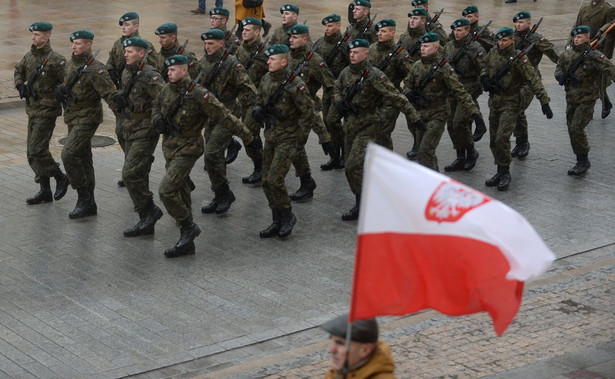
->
<box><xmin>14</xmin><ymin>0</ymin><xmax>615</xmax><ymax>257</ymax></box>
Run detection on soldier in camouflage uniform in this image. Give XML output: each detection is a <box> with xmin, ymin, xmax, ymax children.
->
<box><xmin>286</xmin><ymin>24</ymin><xmax>337</xmax><ymax>201</ymax></box>
<box><xmin>404</xmin><ymin>32</ymin><xmax>482</xmax><ymax>173</ymax></box>
<box><xmin>511</xmin><ymin>11</ymin><xmax>560</xmax><ymax>160</ymax></box>
<box><xmin>14</xmin><ymin>21</ymin><xmax>70</xmax><ymax>205</ymax></box>
<box><xmin>197</xmin><ymin>29</ymin><xmax>259</xmax><ymax>215</ymax></box>
<box><xmin>367</xmin><ymin>19</ymin><xmax>412</xmax><ymax>150</ymax></box>
<box><xmin>332</xmin><ymin>39</ymin><xmax>422</xmax><ymax>221</ymax></box>
<box><xmin>154</xmin><ymin>23</ymin><xmax>199</xmax><ymax>82</ymax></box>
<box><xmin>267</xmin><ymin>4</ymin><xmax>300</xmax><ymax>46</ymax></box>
<box><xmin>555</xmin><ymin>26</ymin><xmax>615</xmax><ymax>176</ymax></box>
<box><xmin>345</xmin><ymin>0</ymin><xmax>377</xmax><ymax>45</ymax></box>
<box><xmin>106</xmin><ymin>12</ymin><xmax>159</xmax><ymax>187</ymax></box>
<box><xmin>480</xmin><ymin>27</ymin><xmax>553</xmax><ymax>191</ymax></box>
<box><xmin>251</xmin><ymin>45</ymin><xmax>318</xmax><ymax>238</ymax></box>
<box><xmin>236</xmin><ymin>17</ymin><xmax>269</xmax><ymax>184</ymax></box>
<box><xmin>152</xmin><ymin>55</ymin><xmax>259</xmax><ymax>257</ymax></box>
<box><xmin>113</xmin><ymin>37</ymin><xmax>165</xmax><ymax>237</ymax></box>
<box><xmin>461</xmin><ymin>6</ymin><xmax>495</xmax><ymax>53</ymax></box>
<box><xmin>209</xmin><ymin>8</ymin><xmax>241</xmax><ymax>55</ymax></box>
<box><xmin>442</xmin><ymin>18</ymin><xmax>486</xmax><ymax>172</ymax></box>
<box><xmin>315</xmin><ymin>14</ymin><xmax>349</xmax><ymax>170</ymax></box>
<box><xmin>412</xmin><ymin>0</ymin><xmax>448</xmax><ymax>44</ymax></box>
<box><xmin>54</xmin><ymin>30</ymin><xmax>118</xmax><ymax>219</ymax></box>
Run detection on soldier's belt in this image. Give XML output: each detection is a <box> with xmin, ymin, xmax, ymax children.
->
<box><xmin>128</xmin><ymin>113</ymin><xmax>151</xmax><ymax>120</ymax></box>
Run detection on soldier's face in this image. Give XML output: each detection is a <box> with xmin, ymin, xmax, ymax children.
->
<box><xmin>349</xmin><ymin>47</ymin><xmax>369</xmax><ymax>64</ymax></box>
<box><xmin>167</xmin><ymin>65</ymin><xmax>187</xmax><ymax>83</ymax></box>
<box><xmin>31</xmin><ymin>31</ymin><xmax>50</xmax><ymax>49</ymax></box>
<box><xmin>158</xmin><ymin>34</ymin><xmax>176</xmax><ymax>49</ymax></box>
<box><xmin>352</xmin><ymin>6</ymin><xmax>369</xmax><ymax>22</ymax></box>
<box><xmin>267</xmin><ymin>54</ymin><xmax>287</xmax><ymax>72</ymax></box>
<box><xmin>121</xmin><ymin>20</ymin><xmax>139</xmax><ymax>37</ymax></box>
<box><xmin>72</xmin><ymin>39</ymin><xmax>91</xmax><ymax>56</ymax></box>
<box><xmin>328</xmin><ymin>336</ymin><xmax>375</xmax><ymax>372</ymax></box>
<box><xmin>282</xmin><ymin>11</ymin><xmax>298</xmax><ymax>26</ymax></box>
<box><xmin>574</xmin><ymin>33</ymin><xmax>590</xmax><ymax>46</ymax></box>
<box><xmin>409</xmin><ymin>16</ymin><xmax>426</xmax><ymax>29</ymax></box>
<box><xmin>515</xmin><ymin>19</ymin><xmax>531</xmax><ymax>32</ymax></box>
<box><xmin>420</xmin><ymin>42</ymin><xmax>439</xmax><ymax>57</ymax></box>
<box><xmin>497</xmin><ymin>36</ymin><xmax>514</xmax><ymax>50</ymax></box>
<box><xmin>204</xmin><ymin>40</ymin><xmax>224</xmax><ymax>55</ymax></box>
<box><xmin>242</xmin><ymin>25</ymin><xmax>261</xmax><ymax>42</ymax></box>
<box><xmin>465</xmin><ymin>13</ymin><xmax>479</xmax><ymax>24</ymax></box>
<box><xmin>453</xmin><ymin>26</ymin><xmax>470</xmax><ymax>41</ymax></box>
<box><xmin>377</xmin><ymin>27</ymin><xmax>395</xmax><ymax>43</ymax></box>
<box><xmin>210</xmin><ymin>15</ymin><xmax>227</xmax><ymax>29</ymax></box>
<box><xmin>324</xmin><ymin>22</ymin><xmax>341</xmax><ymax>37</ymax></box>
<box><xmin>288</xmin><ymin>34</ymin><xmax>308</xmax><ymax>49</ymax></box>
<box><xmin>124</xmin><ymin>46</ymin><xmax>144</xmax><ymax>66</ymax></box>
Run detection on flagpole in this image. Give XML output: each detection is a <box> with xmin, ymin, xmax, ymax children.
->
<box><xmin>342</xmin><ymin>320</ymin><xmax>352</xmax><ymax>379</ymax></box>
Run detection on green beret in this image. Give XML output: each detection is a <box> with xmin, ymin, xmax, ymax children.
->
<box><xmin>200</xmin><ymin>29</ymin><xmax>226</xmax><ymax>41</ymax></box>
<box><xmin>322</xmin><ymin>14</ymin><xmax>342</xmax><ymax>25</ymax></box>
<box><xmin>451</xmin><ymin>18</ymin><xmax>471</xmax><ymax>29</ymax></box>
<box><xmin>494</xmin><ymin>27</ymin><xmax>514</xmax><ymax>40</ymax></box>
<box><xmin>164</xmin><ymin>54</ymin><xmax>188</xmax><ymax>67</ymax></box>
<box><xmin>122</xmin><ymin>36</ymin><xmax>149</xmax><ymax>49</ymax></box>
<box><xmin>419</xmin><ymin>32</ymin><xmax>439</xmax><ymax>43</ymax></box>
<box><xmin>280</xmin><ymin>4</ymin><xmax>299</xmax><ymax>14</ymax></box>
<box><xmin>264</xmin><ymin>44</ymin><xmax>290</xmax><ymax>57</ymax></box>
<box><xmin>321</xmin><ymin>314</ymin><xmax>378</xmax><ymax>343</ymax></box>
<box><xmin>571</xmin><ymin>25</ymin><xmax>590</xmax><ymax>36</ymax></box>
<box><xmin>412</xmin><ymin>0</ymin><xmax>428</xmax><ymax>5</ymax></box>
<box><xmin>70</xmin><ymin>30</ymin><xmax>94</xmax><ymax>42</ymax></box>
<box><xmin>408</xmin><ymin>8</ymin><xmax>427</xmax><ymax>17</ymax></box>
<box><xmin>375</xmin><ymin>19</ymin><xmax>396</xmax><ymax>31</ymax></box>
<box><xmin>210</xmin><ymin>7</ymin><xmax>230</xmax><ymax>17</ymax></box>
<box><xmin>462</xmin><ymin>6</ymin><xmax>478</xmax><ymax>16</ymax></box>
<box><xmin>353</xmin><ymin>0</ymin><xmax>372</xmax><ymax>8</ymax></box>
<box><xmin>119</xmin><ymin>12</ymin><xmax>139</xmax><ymax>25</ymax></box>
<box><xmin>155</xmin><ymin>23</ymin><xmax>177</xmax><ymax>35</ymax></box>
<box><xmin>288</xmin><ymin>24</ymin><xmax>309</xmax><ymax>35</ymax></box>
<box><xmin>513</xmin><ymin>11</ymin><xmax>531</xmax><ymax>23</ymax></box>
<box><xmin>29</xmin><ymin>22</ymin><xmax>52</xmax><ymax>32</ymax></box>
<box><xmin>348</xmin><ymin>39</ymin><xmax>370</xmax><ymax>49</ymax></box>
<box><xmin>241</xmin><ymin>17</ymin><xmax>262</xmax><ymax>27</ymax></box>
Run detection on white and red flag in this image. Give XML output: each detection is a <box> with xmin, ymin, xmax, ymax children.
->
<box><xmin>349</xmin><ymin>144</ymin><xmax>555</xmax><ymax>336</ymax></box>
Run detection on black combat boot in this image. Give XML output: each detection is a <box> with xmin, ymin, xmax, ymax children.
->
<box><xmin>164</xmin><ymin>241</ymin><xmax>196</xmax><ymax>258</ymax></box>
<box><xmin>225</xmin><ymin>138</ymin><xmax>242</xmax><ymax>165</ymax></box>
<box><xmin>278</xmin><ymin>207</ymin><xmax>297</xmax><ymax>238</ymax></box>
<box><xmin>26</xmin><ymin>177</ymin><xmax>53</xmax><ymax>205</ymax></box>
<box><xmin>320</xmin><ymin>144</ymin><xmax>342</xmax><ymax>170</ymax></box>
<box><xmin>444</xmin><ymin>149</ymin><xmax>466</xmax><ymax>172</ymax></box>
<box><xmin>511</xmin><ymin>137</ymin><xmax>521</xmax><ymax>157</ymax></box>
<box><xmin>124</xmin><ymin>210</ymin><xmax>147</xmax><ymax>237</ymax></box>
<box><xmin>201</xmin><ymin>194</ymin><xmax>218</xmax><ymax>214</ymax></box>
<box><xmin>69</xmin><ymin>188</ymin><xmax>97</xmax><ymax>219</ymax></box>
<box><xmin>242</xmin><ymin>162</ymin><xmax>262</xmax><ymax>184</ymax></box>
<box><xmin>176</xmin><ymin>220</ymin><xmax>201</xmax><ymax>249</ymax></box>
<box><xmin>516</xmin><ymin>135</ymin><xmax>530</xmax><ymax>159</ymax></box>
<box><xmin>485</xmin><ymin>166</ymin><xmax>502</xmax><ymax>187</ymax></box>
<box><xmin>117</xmin><ymin>179</ymin><xmax>125</xmax><ymax>187</ymax></box>
<box><xmin>290</xmin><ymin>174</ymin><xmax>316</xmax><ymax>201</ymax></box>
<box><xmin>53</xmin><ymin>170</ymin><xmax>70</xmax><ymax>201</ymax></box>
<box><xmin>126</xmin><ymin>200</ymin><xmax>163</xmax><ymax>236</ymax></box>
<box><xmin>342</xmin><ymin>196</ymin><xmax>360</xmax><ymax>221</ymax></box>
<box><xmin>463</xmin><ymin>148</ymin><xmax>479</xmax><ymax>171</ymax></box>
<box><xmin>602</xmin><ymin>93</ymin><xmax>612</xmax><ymax>119</ymax></box>
<box><xmin>406</xmin><ymin>143</ymin><xmax>418</xmax><ymax>160</ymax></box>
<box><xmin>568</xmin><ymin>154</ymin><xmax>591</xmax><ymax>176</ymax></box>
<box><xmin>215</xmin><ymin>185</ymin><xmax>236</xmax><ymax>214</ymax></box>
<box><xmin>498</xmin><ymin>165</ymin><xmax>511</xmax><ymax>191</ymax></box>
<box><xmin>260</xmin><ymin>208</ymin><xmax>281</xmax><ymax>238</ymax></box>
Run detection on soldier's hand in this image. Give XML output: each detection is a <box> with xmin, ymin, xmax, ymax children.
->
<box><xmin>412</xmin><ymin>119</ymin><xmax>427</xmax><ymax>132</ymax></box>
<box><xmin>155</xmin><ymin>118</ymin><xmax>169</xmax><ymax>135</ymax></box>
<box><xmin>472</xmin><ymin>113</ymin><xmax>486</xmax><ymax>130</ymax></box>
<box><xmin>480</xmin><ymin>75</ymin><xmax>497</xmax><ymax>92</ymax></box>
<box><xmin>108</xmin><ymin>69</ymin><xmax>120</xmax><ymax>88</ymax></box>
<box><xmin>53</xmin><ymin>85</ymin><xmax>67</xmax><ymax>103</ymax></box>
<box><xmin>113</xmin><ymin>93</ymin><xmax>128</xmax><ymax>109</ymax></box>
<box><xmin>336</xmin><ymin>101</ymin><xmax>349</xmax><ymax>118</ymax></box>
<box><xmin>541</xmin><ymin>103</ymin><xmax>553</xmax><ymax>119</ymax></box>
<box><xmin>252</xmin><ymin>106</ymin><xmax>266</xmax><ymax>123</ymax></box>
<box><xmin>405</xmin><ymin>90</ymin><xmax>420</xmax><ymax>104</ymax></box>
<box><xmin>554</xmin><ymin>72</ymin><xmax>566</xmax><ymax>86</ymax></box>
<box><xmin>17</xmin><ymin>84</ymin><xmax>27</xmax><ymax>99</ymax></box>
<box><xmin>246</xmin><ymin>135</ymin><xmax>262</xmax><ymax>150</ymax></box>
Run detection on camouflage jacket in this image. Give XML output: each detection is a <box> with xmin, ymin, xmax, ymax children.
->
<box><xmin>345</xmin><ymin>16</ymin><xmax>377</xmax><ymax>44</ymax></box>
<box><xmin>235</xmin><ymin>37</ymin><xmax>269</xmax><ymax>88</ymax></box>
<box><xmin>106</xmin><ymin>31</ymin><xmax>159</xmax><ymax>84</ymax></box>
<box><xmin>268</xmin><ymin>22</ymin><xmax>297</xmax><ymax>46</ymax></box>
<box><xmin>425</xmin><ymin>11</ymin><xmax>448</xmax><ymax>44</ymax></box>
<box><xmin>398</xmin><ymin>25</ymin><xmax>427</xmax><ymax>61</ymax></box>
<box><xmin>119</xmin><ymin>63</ymin><xmax>164</xmax><ymax>140</ymax></box>
<box><xmin>555</xmin><ymin>42</ymin><xmax>615</xmax><ymax>102</ymax></box>
<box><xmin>14</xmin><ymin>41</ymin><xmax>66</xmax><ymax>118</ymax></box>
<box><xmin>514</xmin><ymin>29</ymin><xmax>559</xmax><ymax>71</ymax></box>
<box><xmin>314</xmin><ymin>31</ymin><xmax>350</xmax><ymax>79</ymax></box>
<box><xmin>221</xmin><ymin>26</ymin><xmax>241</xmax><ymax>55</ymax></box>
<box><xmin>152</xmin><ymin>76</ymin><xmax>252</xmax><ymax>159</ymax></box>
<box><xmin>404</xmin><ymin>51</ymin><xmax>478</xmax><ymax>120</ymax></box>
<box><xmin>288</xmin><ymin>45</ymin><xmax>334</xmax><ymax>99</ymax></box>
<box><xmin>157</xmin><ymin>40</ymin><xmax>199</xmax><ymax>82</ymax></box>
<box><xmin>63</xmin><ymin>50</ymin><xmax>117</xmax><ymax>126</ymax></box>
<box><xmin>367</xmin><ymin>39</ymin><xmax>412</xmax><ymax>89</ymax></box>
<box><xmin>443</xmin><ymin>34</ymin><xmax>486</xmax><ymax>97</ymax></box>
<box><xmin>471</xmin><ymin>22</ymin><xmax>495</xmax><ymax>52</ymax></box>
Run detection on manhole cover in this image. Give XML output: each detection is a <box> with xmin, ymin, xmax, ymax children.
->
<box><xmin>59</xmin><ymin>135</ymin><xmax>116</xmax><ymax>148</ymax></box>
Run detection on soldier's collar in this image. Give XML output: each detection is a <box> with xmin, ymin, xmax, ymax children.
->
<box><xmin>349</xmin><ymin>58</ymin><xmax>369</xmax><ymax>73</ymax></box>
<box><xmin>31</xmin><ymin>41</ymin><xmax>52</xmax><ymax>55</ymax></box>
<box><xmin>324</xmin><ymin>31</ymin><xmax>341</xmax><ymax>43</ymax></box>
<box><xmin>377</xmin><ymin>39</ymin><xmax>395</xmax><ymax>50</ymax></box>
<box><xmin>270</xmin><ymin>64</ymin><xmax>291</xmax><ymax>79</ymax></box>
<box><xmin>205</xmin><ymin>47</ymin><xmax>225</xmax><ymax>62</ymax></box>
<box><xmin>170</xmin><ymin>76</ymin><xmax>192</xmax><ymax>91</ymax></box>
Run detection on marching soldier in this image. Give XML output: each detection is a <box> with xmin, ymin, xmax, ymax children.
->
<box><xmin>197</xmin><ymin>29</ymin><xmax>259</xmax><ymax>215</ymax></box>
<box><xmin>345</xmin><ymin>0</ymin><xmax>377</xmax><ymax>44</ymax></box>
<box><xmin>442</xmin><ymin>18</ymin><xmax>486</xmax><ymax>172</ymax></box>
<box><xmin>54</xmin><ymin>30</ymin><xmax>118</xmax><ymax>219</ymax></box>
<box><xmin>555</xmin><ymin>26</ymin><xmax>615</xmax><ymax>176</ymax></box>
<box><xmin>461</xmin><ymin>5</ymin><xmax>494</xmax><ymax>52</ymax></box>
<box><xmin>267</xmin><ymin>4</ymin><xmax>300</xmax><ymax>46</ymax></box>
<box><xmin>333</xmin><ymin>39</ymin><xmax>422</xmax><ymax>221</ymax></box>
<box><xmin>14</xmin><ymin>21</ymin><xmax>69</xmax><ymax>205</ymax></box>
<box><xmin>152</xmin><ymin>55</ymin><xmax>259</xmax><ymax>257</ymax></box>
<box><xmin>412</xmin><ymin>0</ymin><xmax>448</xmax><ymax>44</ymax></box>
<box><xmin>154</xmin><ymin>23</ymin><xmax>199</xmax><ymax>81</ymax></box>
<box><xmin>114</xmin><ymin>37</ymin><xmax>165</xmax><ymax>237</ymax></box>
<box><xmin>367</xmin><ymin>19</ymin><xmax>413</xmax><ymax>150</ymax></box>
<box><xmin>209</xmin><ymin>8</ymin><xmax>241</xmax><ymax>55</ymax></box>
<box><xmin>480</xmin><ymin>27</ymin><xmax>553</xmax><ymax>191</ymax></box>
<box><xmin>512</xmin><ymin>11</ymin><xmax>560</xmax><ymax>160</ymax></box>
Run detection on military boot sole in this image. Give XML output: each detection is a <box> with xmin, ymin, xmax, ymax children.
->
<box><xmin>278</xmin><ymin>213</ymin><xmax>297</xmax><ymax>238</ymax></box>
<box><xmin>406</xmin><ymin>150</ymin><xmax>418</xmax><ymax>160</ymax></box>
<box><xmin>341</xmin><ymin>206</ymin><xmax>359</xmax><ymax>221</ymax></box>
<box><xmin>69</xmin><ymin>204</ymin><xmax>97</xmax><ymax>219</ymax></box>
<box><xmin>517</xmin><ymin>142</ymin><xmax>530</xmax><ymax>160</ymax></box>
<box><xmin>260</xmin><ymin>223</ymin><xmax>281</xmax><ymax>238</ymax></box>
<box><xmin>320</xmin><ymin>159</ymin><xmax>342</xmax><ymax>171</ymax></box>
<box><xmin>176</xmin><ymin>224</ymin><xmax>202</xmax><ymax>250</ymax></box>
<box><xmin>164</xmin><ymin>242</ymin><xmax>196</xmax><ymax>258</ymax></box>
<box><xmin>242</xmin><ymin>174</ymin><xmax>262</xmax><ymax>184</ymax></box>
<box><xmin>201</xmin><ymin>200</ymin><xmax>218</xmax><ymax>214</ymax></box>
<box><xmin>26</xmin><ymin>190</ymin><xmax>53</xmax><ymax>205</ymax></box>
<box><xmin>463</xmin><ymin>151</ymin><xmax>479</xmax><ymax>171</ymax></box>
<box><xmin>117</xmin><ymin>180</ymin><xmax>125</xmax><ymax>187</ymax></box>
<box><xmin>216</xmin><ymin>192</ymin><xmax>236</xmax><ymax>214</ymax></box>
<box><xmin>444</xmin><ymin>159</ymin><xmax>466</xmax><ymax>172</ymax></box>
<box><xmin>54</xmin><ymin>175</ymin><xmax>70</xmax><ymax>201</ymax></box>
<box><xmin>485</xmin><ymin>174</ymin><xmax>501</xmax><ymax>187</ymax></box>
<box><xmin>289</xmin><ymin>181</ymin><xmax>317</xmax><ymax>201</ymax></box>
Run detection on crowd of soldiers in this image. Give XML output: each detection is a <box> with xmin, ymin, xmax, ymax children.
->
<box><xmin>14</xmin><ymin>0</ymin><xmax>615</xmax><ymax>257</ymax></box>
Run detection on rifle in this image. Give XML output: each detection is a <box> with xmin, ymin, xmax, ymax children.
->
<box><xmin>162</xmin><ymin>71</ymin><xmax>202</xmax><ymax>136</ymax></box>
<box><xmin>23</xmin><ymin>51</ymin><xmax>53</xmax><ymax>106</ymax></box>
<box><xmin>117</xmin><ymin>50</ymin><xmax>149</xmax><ymax>118</ymax></box>
<box><xmin>590</xmin><ymin>22</ymin><xmax>615</xmax><ymax>47</ymax></box>
<box><xmin>225</xmin><ymin>25</ymin><xmax>237</xmax><ymax>43</ymax></box>
<box><xmin>244</xmin><ymin>37</ymin><xmax>268</xmax><ymax>69</ymax></box>
<box><xmin>563</xmin><ymin>32</ymin><xmax>608</xmax><ymax>91</ymax></box>
<box><xmin>490</xmin><ymin>43</ymin><xmax>534</xmax><ymax>94</ymax></box>
<box><xmin>517</xmin><ymin>17</ymin><xmax>543</xmax><ymax>51</ymax></box>
<box><xmin>357</xmin><ymin>13</ymin><xmax>377</xmax><ymax>40</ymax></box>
<box><xmin>338</xmin><ymin>68</ymin><xmax>370</xmax><ymax>117</ymax></box>
<box><xmin>378</xmin><ymin>44</ymin><xmax>404</xmax><ymax>72</ymax></box>
<box><xmin>408</xmin><ymin>57</ymin><xmax>448</xmax><ymax>106</ymax></box>
<box><xmin>325</xmin><ymin>31</ymin><xmax>351</xmax><ymax>76</ymax></box>
<box><xmin>202</xmin><ymin>49</ymin><xmax>230</xmax><ymax>96</ymax></box>
<box><xmin>407</xmin><ymin>39</ymin><xmax>422</xmax><ymax>57</ymax></box>
<box><xmin>161</xmin><ymin>39</ymin><xmax>189</xmax><ymax>81</ymax></box>
<box><xmin>448</xmin><ymin>20</ymin><xmax>492</xmax><ymax>76</ymax></box>
<box><xmin>60</xmin><ymin>49</ymin><xmax>100</xmax><ymax>109</ymax></box>
<box><xmin>426</xmin><ymin>8</ymin><xmax>444</xmax><ymax>31</ymax></box>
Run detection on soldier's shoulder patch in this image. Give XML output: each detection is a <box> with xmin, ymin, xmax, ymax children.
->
<box><xmin>404</xmin><ymin>54</ymin><xmax>411</xmax><ymax>61</ymax></box>
<box><xmin>234</xmin><ymin>39</ymin><xmax>241</xmax><ymax>45</ymax></box>
<box><xmin>522</xmin><ymin>58</ymin><xmax>529</xmax><ymax>64</ymax></box>
<box><xmin>478</xmin><ymin>52</ymin><xmax>484</xmax><ymax>58</ymax></box>
<box><xmin>203</xmin><ymin>93</ymin><xmax>210</xmax><ymax>100</ymax></box>
<box><xmin>601</xmin><ymin>54</ymin><xmax>606</xmax><ymax>59</ymax></box>
<box><xmin>98</xmin><ymin>69</ymin><xmax>105</xmax><ymax>75</ymax></box>
<box><xmin>380</xmin><ymin>74</ymin><xmax>386</xmax><ymax>80</ymax></box>
<box><xmin>152</xmin><ymin>76</ymin><xmax>160</xmax><ymax>82</ymax></box>
<box><xmin>236</xmin><ymin>63</ymin><xmax>244</xmax><ymax>68</ymax></box>
<box><xmin>436</xmin><ymin>24</ymin><xmax>443</xmax><ymax>29</ymax></box>
<box><xmin>299</xmin><ymin>85</ymin><xmax>307</xmax><ymax>92</ymax></box>
<box><xmin>60</xmin><ymin>60</ymin><xmax>66</xmax><ymax>66</ymax></box>
<box><xmin>450</xmin><ymin>68</ymin><xmax>455</xmax><ymax>73</ymax></box>
<box><xmin>540</xmin><ymin>37</ymin><xmax>545</xmax><ymax>42</ymax></box>
<box><xmin>319</xmin><ymin>62</ymin><xmax>326</xmax><ymax>67</ymax></box>
<box><xmin>189</xmin><ymin>62</ymin><xmax>195</xmax><ymax>67</ymax></box>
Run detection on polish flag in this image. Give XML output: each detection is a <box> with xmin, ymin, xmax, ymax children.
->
<box><xmin>349</xmin><ymin>144</ymin><xmax>555</xmax><ymax>336</ymax></box>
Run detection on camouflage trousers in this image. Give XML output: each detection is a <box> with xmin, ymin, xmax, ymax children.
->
<box><xmin>291</xmin><ymin>125</ymin><xmax>312</xmax><ymax>177</ymax></box>
<box><xmin>566</xmin><ymin>100</ymin><xmax>595</xmax><ymax>156</ymax></box>
<box><xmin>323</xmin><ymin>91</ymin><xmax>344</xmax><ymax>148</ymax></box>
<box><xmin>344</xmin><ymin>133</ymin><xmax>372</xmax><ymax>197</ymax></box>
<box><xmin>204</xmin><ymin>123</ymin><xmax>233</xmax><ymax>192</ymax></box>
<box><xmin>122</xmin><ymin>136</ymin><xmax>158</xmax><ymax>213</ymax></box>
<box><xmin>416</xmin><ymin>118</ymin><xmax>446</xmax><ymax>172</ymax></box>
<box><xmin>373</xmin><ymin>110</ymin><xmax>398</xmax><ymax>150</ymax></box>
<box><xmin>488</xmin><ymin>105</ymin><xmax>518</xmax><ymax>167</ymax></box>
<box><xmin>513</xmin><ymin>84</ymin><xmax>534</xmax><ymax>138</ymax></box>
<box><xmin>27</xmin><ymin>116</ymin><xmax>60</xmax><ymax>183</ymax></box>
<box><xmin>159</xmin><ymin>155</ymin><xmax>198</xmax><ymax>224</ymax></box>
<box><xmin>262</xmin><ymin>139</ymin><xmax>297</xmax><ymax>209</ymax></box>
<box><xmin>447</xmin><ymin>95</ymin><xmax>477</xmax><ymax>151</ymax></box>
<box><xmin>61</xmin><ymin>123</ymin><xmax>97</xmax><ymax>192</ymax></box>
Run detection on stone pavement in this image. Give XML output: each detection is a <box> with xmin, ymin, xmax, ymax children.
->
<box><xmin>0</xmin><ymin>0</ymin><xmax>614</xmax><ymax>378</ymax></box>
